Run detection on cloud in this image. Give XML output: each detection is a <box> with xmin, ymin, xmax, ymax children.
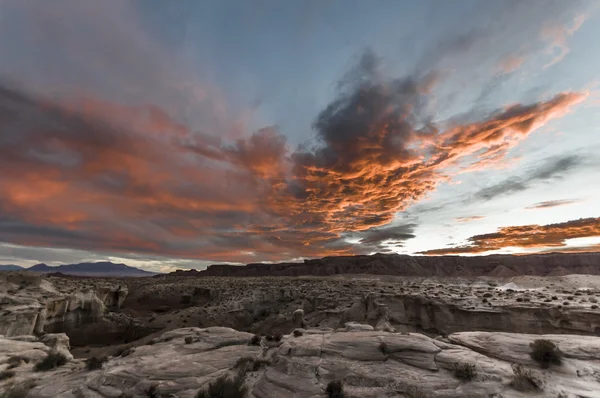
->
<box><xmin>472</xmin><ymin>154</ymin><xmax>585</xmax><ymax>202</ymax></box>
<box><xmin>419</xmin><ymin>217</ymin><xmax>600</xmax><ymax>255</ymax></box>
<box><xmin>525</xmin><ymin>199</ymin><xmax>583</xmax><ymax>210</ymax></box>
<box><xmin>0</xmin><ymin>1</ymin><xmax>592</xmax><ymax>264</ymax></box>
<box><xmin>455</xmin><ymin>216</ymin><xmax>486</xmax><ymax>223</ymax></box>
<box><xmin>542</xmin><ymin>14</ymin><xmax>588</xmax><ymax>69</ymax></box>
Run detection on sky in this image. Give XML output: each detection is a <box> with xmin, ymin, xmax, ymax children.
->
<box><xmin>0</xmin><ymin>0</ymin><xmax>600</xmax><ymax>272</ymax></box>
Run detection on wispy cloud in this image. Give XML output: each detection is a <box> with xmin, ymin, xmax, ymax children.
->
<box><xmin>525</xmin><ymin>199</ymin><xmax>583</xmax><ymax>210</ymax></box>
<box><xmin>542</xmin><ymin>14</ymin><xmax>588</xmax><ymax>69</ymax></box>
<box><xmin>455</xmin><ymin>216</ymin><xmax>486</xmax><ymax>223</ymax></box>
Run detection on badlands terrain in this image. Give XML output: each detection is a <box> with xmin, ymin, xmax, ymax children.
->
<box><xmin>2</xmin><ymin>253</ymin><xmax>600</xmax><ymax>397</ymax></box>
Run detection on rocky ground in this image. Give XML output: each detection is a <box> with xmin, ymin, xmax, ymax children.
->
<box><xmin>3</xmin><ymin>270</ymin><xmax>600</xmax><ymax>396</ymax></box>
<box><xmin>2</xmin><ymin>325</ymin><xmax>600</xmax><ymax>397</ymax></box>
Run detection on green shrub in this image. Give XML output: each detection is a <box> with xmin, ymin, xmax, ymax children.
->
<box><xmin>85</xmin><ymin>356</ymin><xmax>107</xmax><ymax>371</ymax></box>
<box><xmin>452</xmin><ymin>362</ymin><xmax>476</xmax><ymax>381</ymax></box>
<box><xmin>326</xmin><ymin>380</ymin><xmax>345</xmax><ymax>398</ymax></box>
<box><xmin>34</xmin><ymin>352</ymin><xmax>67</xmax><ymax>371</ymax></box>
<box><xmin>196</xmin><ymin>373</ymin><xmax>248</xmax><ymax>398</ymax></box>
<box><xmin>529</xmin><ymin>339</ymin><xmax>562</xmax><ymax>368</ymax></box>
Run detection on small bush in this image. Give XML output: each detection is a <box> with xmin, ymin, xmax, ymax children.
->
<box><xmin>529</xmin><ymin>339</ymin><xmax>562</xmax><ymax>368</ymax></box>
<box><xmin>196</xmin><ymin>373</ymin><xmax>248</xmax><ymax>398</ymax></box>
<box><xmin>273</xmin><ymin>334</ymin><xmax>283</xmax><ymax>342</ymax></box>
<box><xmin>452</xmin><ymin>362</ymin><xmax>476</xmax><ymax>381</ymax></box>
<box><xmin>326</xmin><ymin>380</ymin><xmax>345</xmax><ymax>398</ymax></box>
<box><xmin>85</xmin><ymin>356</ymin><xmax>107</xmax><ymax>371</ymax></box>
<box><xmin>216</xmin><ymin>339</ymin><xmax>246</xmax><ymax>349</ymax></box>
<box><xmin>248</xmin><ymin>335</ymin><xmax>262</xmax><ymax>346</ymax></box>
<box><xmin>35</xmin><ymin>352</ymin><xmax>67</xmax><ymax>371</ymax></box>
<box><xmin>482</xmin><ymin>293</ymin><xmax>493</xmax><ymax>298</ymax></box>
<box><xmin>234</xmin><ymin>356</ymin><xmax>271</xmax><ymax>373</ymax></box>
<box><xmin>185</xmin><ymin>336</ymin><xmax>194</xmax><ymax>344</ymax></box>
<box><xmin>379</xmin><ymin>341</ymin><xmax>389</xmax><ymax>354</ymax></box>
<box><xmin>0</xmin><ymin>370</ymin><xmax>15</xmax><ymax>381</ymax></box>
<box><xmin>7</xmin><ymin>356</ymin><xmax>26</xmax><ymax>369</ymax></box>
<box><xmin>146</xmin><ymin>383</ymin><xmax>160</xmax><ymax>398</ymax></box>
<box><xmin>0</xmin><ymin>381</ymin><xmax>35</xmax><ymax>398</ymax></box>
<box><xmin>293</xmin><ymin>330</ymin><xmax>303</xmax><ymax>337</ymax></box>
<box><xmin>592</xmin><ymin>305</ymin><xmax>599</xmax><ymax>309</ymax></box>
<box><xmin>510</xmin><ymin>364</ymin><xmax>542</xmax><ymax>392</ymax></box>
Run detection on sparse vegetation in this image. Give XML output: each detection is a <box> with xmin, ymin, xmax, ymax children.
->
<box><xmin>196</xmin><ymin>373</ymin><xmax>248</xmax><ymax>398</ymax></box>
<box><xmin>452</xmin><ymin>362</ymin><xmax>476</xmax><ymax>381</ymax></box>
<box><xmin>216</xmin><ymin>339</ymin><xmax>247</xmax><ymax>349</ymax></box>
<box><xmin>0</xmin><ymin>370</ymin><xmax>15</xmax><ymax>381</ymax></box>
<box><xmin>35</xmin><ymin>352</ymin><xmax>67</xmax><ymax>371</ymax></box>
<box><xmin>326</xmin><ymin>380</ymin><xmax>345</xmax><ymax>398</ymax></box>
<box><xmin>529</xmin><ymin>339</ymin><xmax>562</xmax><ymax>368</ymax></box>
<box><xmin>85</xmin><ymin>356</ymin><xmax>108</xmax><ymax>371</ymax></box>
<box><xmin>293</xmin><ymin>330</ymin><xmax>303</xmax><ymax>337</ymax></box>
<box><xmin>146</xmin><ymin>383</ymin><xmax>160</xmax><ymax>398</ymax></box>
<box><xmin>234</xmin><ymin>356</ymin><xmax>271</xmax><ymax>373</ymax></box>
<box><xmin>510</xmin><ymin>364</ymin><xmax>542</xmax><ymax>392</ymax></box>
<box><xmin>185</xmin><ymin>336</ymin><xmax>194</xmax><ymax>344</ymax></box>
<box><xmin>248</xmin><ymin>335</ymin><xmax>262</xmax><ymax>346</ymax></box>
<box><xmin>0</xmin><ymin>381</ymin><xmax>35</xmax><ymax>398</ymax></box>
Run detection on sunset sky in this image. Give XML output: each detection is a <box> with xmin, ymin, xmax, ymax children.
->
<box><xmin>1</xmin><ymin>0</ymin><xmax>600</xmax><ymax>272</ymax></box>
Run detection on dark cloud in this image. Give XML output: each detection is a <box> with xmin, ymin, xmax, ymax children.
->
<box><xmin>473</xmin><ymin>154</ymin><xmax>585</xmax><ymax>201</ymax></box>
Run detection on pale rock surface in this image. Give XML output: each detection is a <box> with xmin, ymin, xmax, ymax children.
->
<box><xmin>2</xmin><ymin>327</ymin><xmax>600</xmax><ymax>397</ymax></box>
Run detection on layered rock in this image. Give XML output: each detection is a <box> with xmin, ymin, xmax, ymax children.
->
<box><xmin>2</xmin><ymin>327</ymin><xmax>600</xmax><ymax>397</ymax></box>
<box><xmin>168</xmin><ymin>252</ymin><xmax>600</xmax><ymax>278</ymax></box>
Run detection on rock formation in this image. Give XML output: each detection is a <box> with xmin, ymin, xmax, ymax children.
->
<box><xmin>2</xmin><ymin>326</ymin><xmax>599</xmax><ymax>397</ymax></box>
<box><xmin>168</xmin><ymin>252</ymin><xmax>600</xmax><ymax>278</ymax></box>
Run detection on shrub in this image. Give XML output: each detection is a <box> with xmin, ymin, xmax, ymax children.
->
<box><xmin>0</xmin><ymin>381</ymin><xmax>35</xmax><ymax>398</ymax></box>
<box><xmin>216</xmin><ymin>339</ymin><xmax>246</xmax><ymax>349</ymax></box>
<box><xmin>35</xmin><ymin>352</ymin><xmax>67</xmax><ymax>371</ymax></box>
<box><xmin>592</xmin><ymin>305</ymin><xmax>599</xmax><ymax>309</ymax></box>
<box><xmin>7</xmin><ymin>356</ymin><xmax>26</xmax><ymax>369</ymax></box>
<box><xmin>378</xmin><ymin>341</ymin><xmax>389</xmax><ymax>354</ymax></box>
<box><xmin>293</xmin><ymin>330</ymin><xmax>303</xmax><ymax>337</ymax></box>
<box><xmin>196</xmin><ymin>373</ymin><xmax>248</xmax><ymax>398</ymax></box>
<box><xmin>452</xmin><ymin>362</ymin><xmax>476</xmax><ymax>381</ymax></box>
<box><xmin>529</xmin><ymin>339</ymin><xmax>562</xmax><ymax>368</ymax></box>
<box><xmin>482</xmin><ymin>293</ymin><xmax>493</xmax><ymax>298</ymax></box>
<box><xmin>510</xmin><ymin>364</ymin><xmax>542</xmax><ymax>392</ymax></box>
<box><xmin>248</xmin><ymin>335</ymin><xmax>262</xmax><ymax>346</ymax></box>
<box><xmin>326</xmin><ymin>380</ymin><xmax>345</xmax><ymax>398</ymax></box>
<box><xmin>0</xmin><ymin>370</ymin><xmax>15</xmax><ymax>381</ymax></box>
<box><xmin>185</xmin><ymin>336</ymin><xmax>194</xmax><ymax>344</ymax></box>
<box><xmin>146</xmin><ymin>383</ymin><xmax>160</xmax><ymax>398</ymax></box>
<box><xmin>273</xmin><ymin>334</ymin><xmax>283</xmax><ymax>342</ymax></box>
<box><xmin>85</xmin><ymin>356</ymin><xmax>107</xmax><ymax>371</ymax></box>
<box><xmin>234</xmin><ymin>356</ymin><xmax>271</xmax><ymax>373</ymax></box>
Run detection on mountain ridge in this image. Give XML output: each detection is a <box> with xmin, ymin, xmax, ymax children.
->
<box><xmin>165</xmin><ymin>251</ymin><xmax>600</xmax><ymax>278</ymax></box>
<box><xmin>0</xmin><ymin>261</ymin><xmax>157</xmax><ymax>277</ymax></box>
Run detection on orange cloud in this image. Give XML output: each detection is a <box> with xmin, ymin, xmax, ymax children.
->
<box><xmin>0</xmin><ymin>54</ymin><xmax>589</xmax><ymax>263</ymax></box>
<box><xmin>420</xmin><ymin>217</ymin><xmax>600</xmax><ymax>255</ymax></box>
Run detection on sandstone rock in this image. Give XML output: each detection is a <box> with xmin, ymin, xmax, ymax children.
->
<box><xmin>292</xmin><ymin>308</ymin><xmax>306</xmax><ymax>328</ymax></box>
<box><xmin>344</xmin><ymin>322</ymin><xmax>374</xmax><ymax>331</ymax></box>
<box><xmin>3</xmin><ymin>328</ymin><xmax>600</xmax><ymax>398</ymax></box>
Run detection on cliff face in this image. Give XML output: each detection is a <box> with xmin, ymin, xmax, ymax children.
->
<box><xmin>169</xmin><ymin>252</ymin><xmax>600</xmax><ymax>278</ymax></box>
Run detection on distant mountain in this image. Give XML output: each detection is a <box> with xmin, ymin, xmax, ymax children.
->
<box><xmin>0</xmin><ymin>264</ymin><xmax>25</xmax><ymax>271</ymax></box>
<box><xmin>1</xmin><ymin>261</ymin><xmax>157</xmax><ymax>277</ymax></box>
<box><xmin>166</xmin><ymin>252</ymin><xmax>600</xmax><ymax>278</ymax></box>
